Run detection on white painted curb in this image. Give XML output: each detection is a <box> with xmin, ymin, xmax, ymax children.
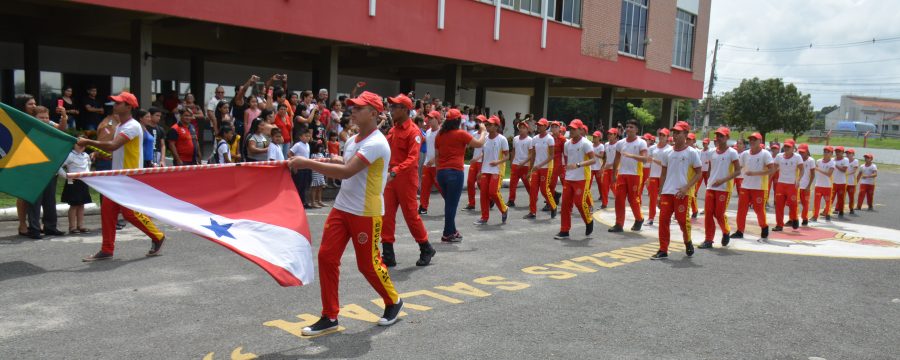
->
<box><xmin>0</xmin><ymin>203</ymin><xmax>99</xmax><ymax>221</ymax></box>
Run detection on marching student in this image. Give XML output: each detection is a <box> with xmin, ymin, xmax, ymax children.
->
<box><xmin>797</xmin><ymin>144</ymin><xmax>816</xmax><ymax>226</ymax></box>
<box><xmin>767</xmin><ymin>143</ymin><xmax>781</xmax><ymax>207</ymax></box>
<box><xmin>507</xmin><ymin>121</ymin><xmax>533</xmax><ymax>207</ymax></box>
<box><xmin>830</xmin><ymin>146</ymin><xmax>850</xmax><ymax>219</ymax></box>
<box><xmin>640</xmin><ymin>133</ymin><xmax>653</xmax><ymax>197</ymax></box>
<box><xmin>734</xmin><ymin>140</ymin><xmax>746</xmax><ymax>192</ymax></box>
<box><xmin>474</xmin><ymin>116</ymin><xmax>510</xmax><ymax>225</ymax></box>
<box><xmin>845</xmin><ymin>149</ymin><xmax>860</xmax><ymax>215</ymax></box>
<box><xmin>554</xmin><ymin>119</ymin><xmax>596</xmax><ymax>239</ymax></box>
<box><xmin>599</xmin><ymin>128</ymin><xmax>619</xmax><ymax>209</ymax></box>
<box><xmin>464</xmin><ymin>115</ymin><xmax>487</xmax><ymax>210</ymax></box>
<box><xmin>290</xmin><ymin>91</ymin><xmax>404</xmax><ymax>335</ymax></box>
<box><xmin>418</xmin><ymin>111</ymin><xmax>442</xmax><ymax>215</ymax></box>
<box><xmin>856</xmin><ymin>153</ymin><xmax>877</xmax><ymax>211</ymax></box>
<box><xmin>589</xmin><ymin>131</ymin><xmax>605</xmax><ymax>205</ymax></box>
<box><xmin>700</xmin><ymin>138</ymin><xmax>712</xmax><ymax>187</ymax></box>
<box><xmin>652</xmin><ymin>121</ymin><xmax>701</xmax><ymax>259</ymax></box>
<box><xmin>732</xmin><ymin>133</ymin><xmax>774</xmax><ymax>243</ymax></box>
<box><xmin>700</xmin><ymin>127</ymin><xmax>740</xmax><ymax>249</ymax></box>
<box><xmin>547</xmin><ymin>121</ymin><xmax>566</xmax><ymax>208</ymax></box>
<box><xmin>646</xmin><ymin>128</ymin><xmax>671</xmax><ymax>226</ymax></box>
<box><xmin>812</xmin><ymin>146</ymin><xmax>836</xmax><ymax>222</ymax></box>
<box><xmin>772</xmin><ymin>140</ymin><xmax>804</xmax><ymax>231</ymax></box>
<box><xmin>524</xmin><ymin>118</ymin><xmax>557</xmax><ymax>219</ymax></box>
<box><xmin>685</xmin><ymin>133</ymin><xmax>700</xmax><ymax>218</ymax></box>
<box><xmin>609</xmin><ymin>119</ymin><xmax>648</xmax><ymax>233</ymax></box>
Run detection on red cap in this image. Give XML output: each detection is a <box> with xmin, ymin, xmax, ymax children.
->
<box><xmin>517</xmin><ymin>121</ymin><xmax>530</xmax><ymax>129</ymax></box>
<box><xmin>486</xmin><ymin>115</ymin><xmax>501</xmax><ymax>125</ymax></box>
<box><xmin>824</xmin><ymin>145</ymin><xmax>834</xmax><ymax>152</ymax></box>
<box><xmin>345</xmin><ymin>91</ymin><xmax>384</xmax><ymax>112</ymax></box>
<box><xmin>109</xmin><ymin>91</ymin><xmax>139</xmax><ymax>108</ymax></box>
<box><xmin>607</xmin><ymin>128</ymin><xmax>618</xmax><ymax>135</ymax></box>
<box><xmin>798</xmin><ymin>143</ymin><xmax>809</xmax><ymax>153</ymax></box>
<box><xmin>864</xmin><ymin>153</ymin><xmax>873</xmax><ymax>159</ymax></box>
<box><xmin>672</xmin><ymin>121</ymin><xmax>691</xmax><ymax>132</ymax></box>
<box><xmin>537</xmin><ymin>118</ymin><xmax>550</xmax><ymax>126</ymax></box>
<box><xmin>592</xmin><ymin>131</ymin><xmax>602</xmax><ymax>137</ymax></box>
<box><xmin>387</xmin><ymin>94</ymin><xmax>413</xmax><ymax>110</ymax></box>
<box><xmin>770</xmin><ymin>143</ymin><xmax>780</xmax><ymax>149</ymax></box>
<box><xmin>550</xmin><ymin>121</ymin><xmax>561</xmax><ymax>127</ymax></box>
<box><xmin>687</xmin><ymin>133</ymin><xmax>697</xmax><ymax>140</ymax></box>
<box><xmin>748</xmin><ymin>132</ymin><xmax>762</xmax><ymax>141</ymax></box>
<box><xmin>475</xmin><ymin>114</ymin><xmax>488</xmax><ymax>122</ymax></box>
<box><xmin>445</xmin><ymin>108</ymin><xmax>462</xmax><ymax>120</ymax></box>
<box><xmin>560</xmin><ymin>124</ymin><xmax>567</xmax><ymax>131</ymax></box>
<box><xmin>702</xmin><ymin>138</ymin><xmax>710</xmax><ymax>144</ymax></box>
<box><xmin>835</xmin><ymin>146</ymin><xmax>845</xmax><ymax>152</ymax></box>
<box><xmin>714</xmin><ymin>126</ymin><xmax>730</xmax><ymax>137</ymax></box>
<box><xmin>569</xmin><ymin>119</ymin><xmax>588</xmax><ymax>131</ymax></box>
<box><xmin>846</xmin><ymin>148</ymin><xmax>855</xmax><ymax>154</ymax></box>
<box><xmin>642</xmin><ymin>133</ymin><xmax>653</xmax><ymax>140</ymax></box>
<box><xmin>657</xmin><ymin>128</ymin><xmax>670</xmax><ymax>136</ymax></box>
<box><xmin>783</xmin><ymin>140</ymin><xmax>795</xmax><ymax>148</ymax></box>
<box><xmin>426</xmin><ymin>110</ymin><xmax>442</xmax><ymax>119</ymax></box>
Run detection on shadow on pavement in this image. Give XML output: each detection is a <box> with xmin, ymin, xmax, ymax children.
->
<box><xmin>255</xmin><ymin>324</ymin><xmax>389</xmax><ymax>359</ymax></box>
<box><xmin>668</xmin><ymin>256</ymin><xmax>702</xmax><ymax>269</ymax></box>
<box><xmin>387</xmin><ymin>265</ymin><xmax>424</xmax><ymax>282</ymax></box>
<box><xmin>0</xmin><ymin>261</ymin><xmax>48</xmax><ymax>281</ymax></box>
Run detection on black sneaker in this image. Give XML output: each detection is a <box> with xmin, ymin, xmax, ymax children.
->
<box><xmin>553</xmin><ymin>232</ymin><xmax>570</xmax><ymax>240</ymax></box>
<box><xmin>24</xmin><ymin>230</ymin><xmax>42</xmax><ymax>240</ymax></box>
<box><xmin>418</xmin><ymin>207</ymin><xmax>428</xmax><ymax>215</ymax></box>
<box><xmin>541</xmin><ymin>204</ymin><xmax>551</xmax><ymax>212</ymax></box>
<box><xmin>506</xmin><ymin>200</ymin><xmax>515</xmax><ymax>207</ymax></box>
<box><xmin>838</xmin><ymin>212</ymin><xmax>845</xmax><ymax>219</ymax></box>
<box><xmin>441</xmin><ymin>233</ymin><xmax>462</xmax><ymax>243</ymax></box>
<box><xmin>116</xmin><ymin>219</ymin><xmax>126</xmax><ymax>230</ymax></box>
<box><xmin>301</xmin><ymin>317</ymin><xmax>339</xmax><ymax>336</ymax></box>
<box><xmin>147</xmin><ymin>237</ymin><xmax>166</xmax><ymax>257</ymax></box>
<box><xmin>849</xmin><ymin>209</ymin><xmax>856</xmax><ymax>215</ymax></box>
<box><xmin>550</xmin><ymin>207</ymin><xmax>557</xmax><ymax>219</ymax></box>
<box><xmin>631</xmin><ymin>220</ymin><xmax>644</xmax><ymax>231</ymax></box>
<box><xmin>416</xmin><ymin>243</ymin><xmax>435</xmax><ymax>266</ymax></box>
<box><xmin>691</xmin><ymin>212</ymin><xmax>698</xmax><ymax>219</ymax></box>
<box><xmin>730</xmin><ymin>231</ymin><xmax>744</xmax><ymax>239</ymax></box>
<box><xmin>454</xmin><ymin>231</ymin><xmax>463</xmax><ymax>240</ymax></box>
<box><xmin>801</xmin><ymin>219</ymin><xmax>809</xmax><ymax>226</ymax></box>
<box><xmin>608</xmin><ymin>225</ymin><xmax>624</xmax><ymax>233</ymax></box>
<box><xmin>523</xmin><ymin>213</ymin><xmax>536</xmax><ymax>219</ymax></box>
<box><xmin>646</xmin><ymin>219</ymin><xmax>654</xmax><ymax>226</ymax></box>
<box><xmin>772</xmin><ymin>226</ymin><xmax>783</xmax><ymax>232</ymax></box>
<box><xmin>600</xmin><ymin>204</ymin><xmax>607</xmax><ymax>209</ymax></box>
<box><xmin>464</xmin><ymin>205</ymin><xmax>476</xmax><ymax>211</ymax></box>
<box><xmin>44</xmin><ymin>228</ymin><xmax>65</xmax><ymax>236</ymax></box>
<box><xmin>791</xmin><ymin>220</ymin><xmax>800</xmax><ymax>230</ymax></box>
<box><xmin>698</xmin><ymin>241</ymin><xmax>714</xmax><ymax>249</ymax></box>
<box><xmin>810</xmin><ymin>217</ymin><xmax>818</xmax><ymax>223</ymax></box>
<box><xmin>685</xmin><ymin>242</ymin><xmax>695</xmax><ymax>256</ymax></box>
<box><xmin>501</xmin><ymin>211</ymin><xmax>508</xmax><ymax>224</ymax></box>
<box><xmin>473</xmin><ymin>219</ymin><xmax>488</xmax><ymax>225</ymax></box>
<box><xmin>825</xmin><ymin>215</ymin><xmax>831</xmax><ymax>221</ymax></box>
<box><xmin>761</xmin><ymin>226</ymin><xmax>769</xmax><ymax>240</ymax></box>
<box><xmin>585</xmin><ymin>221</ymin><xmax>594</xmax><ymax>236</ymax></box>
<box><xmin>650</xmin><ymin>251</ymin><xmax>668</xmax><ymax>260</ymax></box>
<box><xmin>721</xmin><ymin>233</ymin><xmax>731</xmax><ymax>247</ymax></box>
<box><xmin>382</xmin><ymin>244</ymin><xmax>396</xmax><ymax>267</ymax></box>
<box><xmin>378</xmin><ymin>299</ymin><xmax>404</xmax><ymax>326</ymax></box>
<box><xmin>82</xmin><ymin>251</ymin><xmax>113</xmax><ymax>262</ymax></box>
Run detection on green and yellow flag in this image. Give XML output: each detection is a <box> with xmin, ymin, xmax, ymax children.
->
<box><xmin>0</xmin><ymin>102</ymin><xmax>76</xmax><ymax>203</ymax></box>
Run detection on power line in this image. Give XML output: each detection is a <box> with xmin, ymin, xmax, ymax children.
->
<box><xmin>716</xmin><ymin>77</ymin><xmax>900</xmax><ymax>86</ymax></box>
<box><xmin>720</xmin><ymin>34</ymin><xmax>900</xmax><ymax>52</ymax></box>
<box><xmin>717</xmin><ymin>57</ymin><xmax>900</xmax><ymax>67</ymax></box>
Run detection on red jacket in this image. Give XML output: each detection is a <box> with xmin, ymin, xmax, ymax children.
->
<box><xmin>386</xmin><ymin>119</ymin><xmax>422</xmax><ymax>175</ymax></box>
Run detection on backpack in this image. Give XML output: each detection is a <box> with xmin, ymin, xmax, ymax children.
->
<box><xmin>208</xmin><ymin>139</ymin><xmax>228</xmax><ymax>164</ymax></box>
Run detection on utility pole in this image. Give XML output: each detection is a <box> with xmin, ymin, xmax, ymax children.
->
<box><xmin>703</xmin><ymin>39</ymin><xmax>719</xmax><ymax>132</ymax></box>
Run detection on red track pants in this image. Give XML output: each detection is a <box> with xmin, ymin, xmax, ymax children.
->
<box><xmin>799</xmin><ymin>188</ymin><xmax>811</xmax><ymax>221</ymax></box>
<box><xmin>704</xmin><ymin>189</ymin><xmax>732</xmax><ymax>241</ymax></box>
<box><xmin>100</xmin><ymin>199</ymin><xmax>164</xmax><ymax>254</ymax></box>
<box><xmin>813</xmin><ymin>186</ymin><xmax>832</xmax><ymax>219</ymax></box>
<box><xmin>737</xmin><ymin>188</ymin><xmax>768</xmax><ymax>232</ymax></box>
<box><xmin>549</xmin><ymin>162</ymin><xmax>564</xmax><ymax>194</ymax></box>
<box><xmin>419</xmin><ymin>166</ymin><xmax>440</xmax><ymax>210</ymax></box>
<box><xmin>846</xmin><ymin>184</ymin><xmax>856</xmax><ymax>210</ymax></box>
<box><xmin>601</xmin><ymin>169</ymin><xmax>615</xmax><ymax>207</ymax></box>
<box><xmin>508</xmin><ymin>164</ymin><xmax>531</xmax><ymax>202</ymax></box>
<box><xmin>774</xmin><ymin>182</ymin><xmax>799</xmax><ymax>227</ymax></box>
<box><xmin>615</xmin><ymin>174</ymin><xmax>644</xmax><ymax>226</ymax></box>
<box><xmin>647</xmin><ymin>177</ymin><xmax>661</xmax><ymax>221</ymax></box>
<box><xmin>659</xmin><ymin>194</ymin><xmax>692</xmax><ymax>252</ymax></box>
<box><xmin>466</xmin><ymin>162</ymin><xmax>482</xmax><ymax>207</ymax></box>
<box><xmin>857</xmin><ymin>184</ymin><xmax>875</xmax><ymax>209</ymax></box>
<box><xmin>529</xmin><ymin>168</ymin><xmax>557</xmax><ymax>214</ymax></box>
<box><xmin>479</xmin><ymin>173</ymin><xmax>509</xmax><ymax>221</ymax></box>
<box><xmin>383</xmin><ymin>173</ymin><xmax>428</xmax><ymax>244</ymax></box>
<box><xmin>560</xmin><ymin>179</ymin><xmax>593</xmax><ymax>233</ymax></box>
<box><xmin>831</xmin><ymin>184</ymin><xmax>847</xmax><ymax>213</ymax></box>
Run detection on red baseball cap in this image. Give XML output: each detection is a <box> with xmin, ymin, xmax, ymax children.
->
<box><xmin>550</xmin><ymin>120</ymin><xmax>561</xmax><ymax>127</ymax></box>
<box><xmin>109</xmin><ymin>91</ymin><xmax>139</xmax><ymax>108</ymax></box>
<box><xmin>517</xmin><ymin>121</ymin><xmax>530</xmax><ymax>129</ymax></box>
<box><xmin>668</xmin><ymin>137</ymin><xmax>674</xmax><ymax>143</ymax></box>
<box><xmin>642</xmin><ymin>133</ymin><xmax>653</xmax><ymax>140</ymax></box>
<box><xmin>672</xmin><ymin>121</ymin><xmax>690</xmax><ymax>132</ymax></box>
<box><xmin>475</xmin><ymin>114</ymin><xmax>488</xmax><ymax>122</ymax></box>
<box><xmin>537</xmin><ymin>118</ymin><xmax>550</xmax><ymax>126</ymax></box>
<box><xmin>687</xmin><ymin>133</ymin><xmax>697</xmax><ymax>140</ymax></box>
<box><xmin>445</xmin><ymin>108</ymin><xmax>462</xmax><ymax>120</ymax></box>
<box><xmin>835</xmin><ymin>146</ymin><xmax>845</xmax><ymax>152</ymax></box>
<box><xmin>568</xmin><ymin>119</ymin><xmax>588</xmax><ymax>131</ymax></box>
<box><xmin>657</xmin><ymin>128</ymin><xmax>670</xmax><ymax>136</ymax></box>
<box><xmin>714</xmin><ymin>127</ymin><xmax>730</xmax><ymax>137</ymax></box>
<box><xmin>783</xmin><ymin>140</ymin><xmax>795</xmax><ymax>148</ymax></box>
<box><xmin>560</xmin><ymin>124</ymin><xmax>567</xmax><ymax>131</ymax></box>
<box><xmin>486</xmin><ymin>115</ymin><xmax>501</xmax><ymax>125</ymax></box>
<box><xmin>864</xmin><ymin>153</ymin><xmax>873</xmax><ymax>159</ymax></box>
<box><xmin>748</xmin><ymin>132</ymin><xmax>762</xmax><ymax>141</ymax></box>
<box><xmin>592</xmin><ymin>131</ymin><xmax>602</xmax><ymax>137</ymax></box>
<box><xmin>823</xmin><ymin>145</ymin><xmax>834</xmax><ymax>152</ymax></box>
<box><xmin>387</xmin><ymin>94</ymin><xmax>413</xmax><ymax>110</ymax></box>
<box><xmin>607</xmin><ymin>128</ymin><xmax>618</xmax><ymax>135</ymax></box>
<box><xmin>345</xmin><ymin>91</ymin><xmax>384</xmax><ymax>112</ymax></box>
<box><xmin>846</xmin><ymin>148</ymin><xmax>855</xmax><ymax>154</ymax></box>
<box><xmin>770</xmin><ymin>143</ymin><xmax>780</xmax><ymax>149</ymax></box>
<box><xmin>426</xmin><ymin>110</ymin><xmax>442</xmax><ymax>119</ymax></box>
<box><xmin>798</xmin><ymin>143</ymin><xmax>809</xmax><ymax>153</ymax></box>
<box><xmin>702</xmin><ymin>138</ymin><xmax>710</xmax><ymax>144</ymax></box>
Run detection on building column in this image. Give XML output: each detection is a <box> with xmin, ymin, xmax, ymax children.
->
<box><xmin>130</xmin><ymin>20</ymin><xmax>153</xmax><ymax>107</ymax></box>
<box><xmin>24</xmin><ymin>36</ymin><xmax>40</xmax><ymax>98</ymax></box>
<box><xmin>312</xmin><ymin>46</ymin><xmax>338</xmax><ymax>99</ymax></box>
<box><xmin>599</xmin><ymin>87</ymin><xmax>614</xmax><ymax>130</ymax></box>
<box><xmin>1</xmin><ymin>69</ymin><xmax>15</xmax><ymax>105</ymax></box>
<box><xmin>400</xmin><ymin>78</ymin><xmax>416</xmax><ymax>95</ymax></box>
<box><xmin>190</xmin><ymin>54</ymin><xmax>205</xmax><ymax>100</ymax></box>
<box><xmin>530</xmin><ymin>77</ymin><xmax>549</xmax><ymax>118</ymax></box>
<box><xmin>475</xmin><ymin>85</ymin><xmax>487</xmax><ymax>111</ymax></box>
<box><xmin>661</xmin><ymin>98</ymin><xmax>676</xmax><ymax>128</ymax></box>
<box><xmin>443</xmin><ymin>64</ymin><xmax>461</xmax><ymax>105</ymax></box>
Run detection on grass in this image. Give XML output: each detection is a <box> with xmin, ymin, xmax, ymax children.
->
<box><xmin>0</xmin><ymin>177</ymin><xmax>100</xmax><ymax>209</ymax></box>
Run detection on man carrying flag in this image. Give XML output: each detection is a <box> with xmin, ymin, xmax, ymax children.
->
<box><xmin>77</xmin><ymin>92</ymin><xmax>167</xmax><ymax>261</ymax></box>
<box><xmin>290</xmin><ymin>91</ymin><xmax>403</xmax><ymax>336</ymax></box>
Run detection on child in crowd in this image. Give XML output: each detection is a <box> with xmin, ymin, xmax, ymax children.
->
<box><xmin>289</xmin><ymin>127</ymin><xmax>313</xmax><ymax>207</ymax></box>
<box><xmin>325</xmin><ymin>131</ymin><xmax>341</xmax><ymax>188</ymax></box>
<box><xmin>59</xmin><ymin>140</ymin><xmax>93</xmax><ymax>234</ymax></box>
<box><xmin>308</xmin><ymin>139</ymin><xmax>327</xmax><ymax>208</ymax></box>
<box><xmin>268</xmin><ymin>127</ymin><xmax>285</xmax><ymax>161</ymax></box>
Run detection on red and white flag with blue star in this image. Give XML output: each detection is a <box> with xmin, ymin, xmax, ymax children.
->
<box><xmin>70</xmin><ymin>161</ymin><xmax>314</xmax><ymax>287</ymax></box>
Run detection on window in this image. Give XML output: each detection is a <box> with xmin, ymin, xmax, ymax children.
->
<box><xmin>619</xmin><ymin>0</ymin><xmax>648</xmax><ymax>58</ymax></box>
<box><xmin>672</xmin><ymin>9</ymin><xmax>696</xmax><ymax>69</ymax></box>
<box><xmin>520</xmin><ymin>0</ymin><xmax>556</xmax><ymax>18</ymax></box>
<box><xmin>559</xmin><ymin>0</ymin><xmax>582</xmax><ymax>25</ymax></box>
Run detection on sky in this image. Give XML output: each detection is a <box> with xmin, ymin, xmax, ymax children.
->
<box><xmin>704</xmin><ymin>0</ymin><xmax>900</xmax><ymax>109</ymax></box>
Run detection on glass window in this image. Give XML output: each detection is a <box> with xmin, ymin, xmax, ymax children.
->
<box><xmin>111</xmin><ymin>76</ymin><xmax>130</xmax><ymax>94</ymax></box>
<box><xmin>560</xmin><ymin>0</ymin><xmax>581</xmax><ymax>25</ymax></box>
<box><xmin>672</xmin><ymin>9</ymin><xmax>696</xmax><ymax>69</ymax></box>
<box><xmin>619</xmin><ymin>0</ymin><xmax>648</xmax><ymax>58</ymax></box>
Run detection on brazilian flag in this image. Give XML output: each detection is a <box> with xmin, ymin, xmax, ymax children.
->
<box><xmin>0</xmin><ymin>102</ymin><xmax>76</xmax><ymax>203</ymax></box>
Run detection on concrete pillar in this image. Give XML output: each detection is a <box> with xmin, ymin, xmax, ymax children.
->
<box><xmin>444</xmin><ymin>64</ymin><xmax>461</xmax><ymax>105</ymax></box>
<box><xmin>530</xmin><ymin>77</ymin><xmax>549</xmax><ymax>118</ymax></box>
<box><xmin>661</xmin><ymin>98</ymin><xmax>676</xmax><ymax>128</ymax></box>
<box><xmin>475</xmin><ymin>85</ymin><xmax>487</xmax><ymax>110</ymax></box>
<box><xmin>599</xmin><ymin>87</ymin><xmax>614</xmax><ymax>130</ymax></box>
<box><xmin>312</xmin><ymin>46</ymin><xmax>338</xmax><ymax>99</ymax></box>
<box><xmin>24</xmin><ymin>37</ymin><xmax>39</xmax><ymax>98</ymax></box>
<box><xmin>400</xmin><ymin>78</ymin><xmax>416</xmax><ymax>95</ymax></box>
<box><xmin>130</xmin><ymin>20</ymin><xmax>153</xmax><ymax>107</ymax></box>
<box><xmin>190</xmin><ymin>54</ymin><xmax>205</xmax><ymax>100</ymax></box>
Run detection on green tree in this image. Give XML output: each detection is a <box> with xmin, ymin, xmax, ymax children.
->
<box><xmin>722</xmin><ymin>78</ymin><xmax>792</xmax><ymax>142</ymax></box>
<box><xmin>781</xmin><ymin>85</ymin><xmax>815</xmax><ymax>140</ymax></box>
<box><xmin>626</xmin><ymin>103</ymin><xmax>655</xmax><ymax>129</ymax></box>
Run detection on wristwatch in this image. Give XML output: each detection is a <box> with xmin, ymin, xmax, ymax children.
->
<box><xmin>390</xmin><ymin>171</ymin><xmax>397</xmax><ymax>178</ymax></box>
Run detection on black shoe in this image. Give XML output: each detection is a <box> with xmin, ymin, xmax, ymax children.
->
<box><xmin>554</xmin><ymin>192</ymin><xmax>561</xmax><ymax>206</ymax></box>
<box><xmin>44</xmin><ymin>229</ymin><xmax>64</xmax><ymax>236</ymax></box>
<box><xmin>147</xmin><ymin>236</ymin><xmax>166</xmax><ymax>257</ymax></box>
<box><xmin>730</xmin><ymin>231</ymin><xmax>744</xmax><ymax>239</ymax></box>
<box><xmin>501</xmin><ymin>210</ymin><xmax>508</xmax><ymax>224</ymax></box>
<box><xmin>473</xmin><ymin>219</ymin><xmax>488</xmax><ymax>225</ymax></box>
<box><xmin>721</xmin><ymin>233</ymin><xmax>731</xmax><ymax>247</ymax></box>
<box><xmin>825</xmin><ymin>215</ymin><xmax>831</xmax><ymax>221</ymax></box>
<box><xmin>301</xmin><ymin>317</ymin><xmax>339</xmax><ymax>336</ymax></box>
<box><xmin>116</xmin><ymin>219</ymin><xmax>126</xmax><ymax>230</ymax></box>
<box><xmin>24</xmin><ymin>230</ymin><xmax>42</xmax><ymax>240</ymax></box>
<box><xmin>608</xmin><ymin>225</ymin><xmax>624</xmax><ymax>233</ymax></box>
<box><xmin>691</xmin><ymin>212</ymin><xmax>698</xmax><ymax>219</ymax></box>
<box><xmin>506</xmin><ymin>200</ymin><xmax>515</xmax><ymax>207</ymax></box>
<box><xmin>490</xmin><ymin>201</ymin><xmax>495</xmax><ymax>209</ymax></box>
<box><xmin>82</xmin><ymin>251</ymin><xmax>113</xmax><ymax>262</ymax></box>
<box><xmin>631</xmin><ymin>220</ymin><xmax>644</xmax><ymax>231</ymax></box>
<box><xmin>801</xmin><ymin>219</ymin><xmax>809</xmax><ymax>226</ymax></box>
<box><xmin>791</xmin><ymin>220</ymin><xmax>799</xmax><ymax>230</ymax></box>
<box><xmin>761</xmin><ymin>226</ymin><xmax>769</xmax><ymax>239</ymax></box>
<box><xmin>600</xmin><ymin>204</ymin><xmax>607</xmax><ymax>209</ymax></box>
<box><xmin>550</xmin><ymin>207</ymin><xmax>557</xmax><ymax>219</ymax></box>
<box><xmin>416</xmin><ymin>243</ymin><xmax>435</xmax><ymax>266</ymax></box>
<box><xmin>849</xmin><ymin>209</ymin><xmax>856</xmax><ymax>215</ymax></box>
<box><xmin>378</xmin><ymin>299</ymin><xmax>404</xmax><ymax>326</ymax></box>
<box><xmin>838</xmin><ymin>212</ymin><xmax>845</xmax><ymax>219</ymax></box>
<box><xmin>382</xmin><ymin>243</ymin><xmax>396</xmax><ymax>267</ymax></box>
<box><xmin>772</xmin><ymin>226</ymin><xmax>783</xmax><ymax>232</ymax></box>
<box><xmin>585</xmin><ymin>221</ymin><xmax>594</xmax><ymax>236</ymax></box>
<box><xmin>646</xmin><ymin>220</ymin><xmax>654</xmax><ymax>226</ymax></box>
<box><xmin>464</xmin><ymin>205</ymin><xmax>475</xmax><ymax>210</ymax></box>
<box><xmin>685</xmin><ymin>242</ymin><xmax>695</xmax><ymax>257</ymax></box>
<box><xmin>523</xmin><ymin>213</ymin><xmax>536</xmax><ymax>219</ymax></box>
<box><xmin>650</xmin><ymin>251</ymin><xmax>668</xmax><ymax>260</ymax></box>
<box><xmin>698</xmin><ymin>241</ymin><xmax>714</xmax><ymax>249</ymax></box>
<box><xmin>553</xmin><ymin>232</ymin><xmax>570</xmax><ymax>240</ymax></box>
<box><xmin>541</xmin><ymin>204</ymin><xmax>551</xmax><ymax>212</ymax></box>
<box><xmin>418</xmin><ymin>207</ymin><xmax>428</xmax><ymax>215</ymax></box>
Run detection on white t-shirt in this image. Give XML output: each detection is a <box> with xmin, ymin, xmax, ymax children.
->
<box><xmin>660</xmin><ymin>146</ymin><xmax>702</xmax><ymax>195</ymax></box>
<box><xmin>814</xmin><ymin>159</ymin><xmax>836</xmax><ymax>188</ymax></box>
<box><xmin>615</xmin><ymin>137</ymin><xmax>648</xmax><ymax>175</ymax></box>
<box><xmin>563</xmin><ymin>138</ymin><xmax>594</xmax><ymax>181</ymax></box>
<box><xmin>590</xmin><ymin>143</ymin><xmax>605</xmax><ymax>171</ymax></box>
<box><xmin>216</xmin><ymin>140</ymin><xmax>231</xmax><ymax>164</ymax></box>
<box><xmin>799</xmin><ymin>157</ymin><xmax>816</xmax><ymax>189</ymax></box>
<box><xmin>736</xmin><ymin>150</ymin><xmax>747</xmax><ymax>179</ymax></box>
<box><xmin>424</xmin><ymin>129</ymin><xmax>439</xmax><ymax>165</ymax></box>
<box><xmin>858</xmin><ymin>163</ymin><xmax>877</xmax><ymax>185</ymax></box>
<box><xmin>267</xmin><ymin>143</ymin><xmax>285</xmax><ymax>161</ymax></box>
<box><xmin>604</xmin><ymin>141</ymin><xmax>618</xmax><ymax>169</ymax></box>
<box><xmin>334</xmin><ymin>130</ymin><xmax>391</xmax><ymax>217</ymax></box>
<box><xmin>512</xmin><ymin>135</ymin><xmax>532</xmax><ymax>165</ymax></box>
<box><xmin>112</xmin><ymin>119</ymin><xmax>143</xmax><ymax>170</ymax></box>
<box><xmin>846</xmin><ymin>159</ymin><xmax>860</xmax><ymax>186</ymax></box>
<box><xmin>739</xmin><ymin>150</ymin><xmax>774</xmax><ymax>190</ymax></box>
<box><xmin>59</xmin><ymin>151</ymin><xmax>91</xmax><ymax>175</ymax></box>
<box><xmin>707</xmin><ymin>147</ymin><xmax>740</xmax><ymax>192</ymax></box>
<box><xmin>775</xmin><ymin>153</ymin><xmax>803</xmax><ymax>185</ymax></box>
<box><xmin>289</xmin><ymin>141</ymin><xmax>310</xmax><ymax>159</ymax></box>
<box><xmin>480</xmin><ymin>134</ymin><xmax>509</xmax><ymax>175</ymax></box>
<box><xmin>530</xmin><ymin>133</ymin><xmax>555</xmax><ymax>169</ymax></box>
<box><xmin>832</xmin><ymin>157</ymin><xmax>850</xmax><ymax>185</ymax></box>
<box><xmin>700</xmin><ymin>148</ymin><xmax>712</xmax><ymax>171</ymax></box>
<box><xmin>649</xmin><ymin>144</ymin><xmax>672</xmax><ymax>178</ymax></box>
<box><xmin>207</xmin><ymin>96</ymin><xmax>223</xmax><ymax>112</ymax></box>
<box><xmin>472</xmin><ymin>135</ymin><xmax>484</xmax><ymax>163</ymax></box>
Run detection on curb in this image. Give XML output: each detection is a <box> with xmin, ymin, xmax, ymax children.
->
<box><xmin>0</xmin><ymin>203</ymin><xmax>99</xmax><ymax>222</ymax></box>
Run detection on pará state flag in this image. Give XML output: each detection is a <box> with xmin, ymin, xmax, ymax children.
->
<box><xmin>0</xmin><ymin>102</ymin><xmax>75</xmax><ymax>203</ymax></box>
<box><xmin>76</xmin><ymin>163</ymin><xmax>314</xmax><ymax>287</ymax></box>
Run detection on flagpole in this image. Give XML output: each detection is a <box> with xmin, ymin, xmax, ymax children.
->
<box><xmin>67</xmin><ymin>160</ymin><xmax>291</xmax><ymax>179</ymax></box>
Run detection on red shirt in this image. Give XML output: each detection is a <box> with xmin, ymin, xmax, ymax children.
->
<box><xmin>327</xmin><ymin>140</ymin><xmax>340</xmax><ymax>156</ymax></box>
<box><xmin>166</xmin><ymin>123</ymin><xmax>195</xmax><ymax>163</ymax></box>
<box><xmin>435</xmin><ymin>129</ymin><xmax>474</xmax><ymax>171</ymax></box>
<box><xmin>386</xmin><ymin>119</ymin><xmax>422</xmax><ymax>175</ymax></box>
<box><xmin>274</xmin><ymin>113</ymin><xmax>293</xmax><ymax>143</ymax></box>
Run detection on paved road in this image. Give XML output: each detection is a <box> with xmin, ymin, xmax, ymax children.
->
<box><xmin>2</xmin><ymin>172</ymin><xmax>899</xmax><ymax>359</ymax></box>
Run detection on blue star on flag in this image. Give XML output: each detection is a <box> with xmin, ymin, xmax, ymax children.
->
<box><xmin>203</xmin><ymin>218</ymin><xmax>235</xmax><ymax>239</ymax></box>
